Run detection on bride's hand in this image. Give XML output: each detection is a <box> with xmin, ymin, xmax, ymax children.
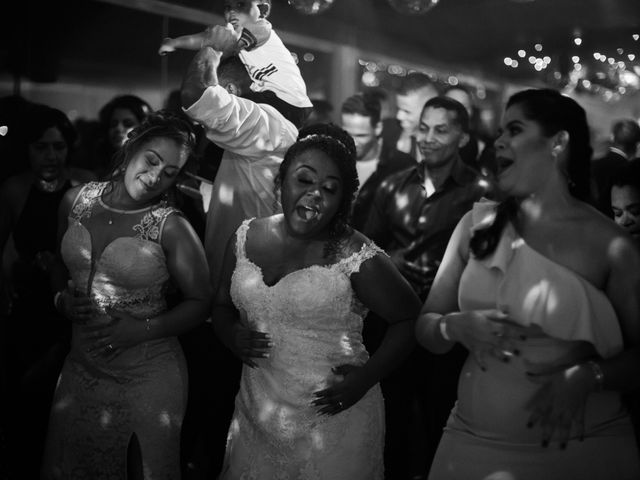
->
<box><xmin>231</xmin><ymin>325</ymin><xmax>272</xmax><ymax>368</ymax></box>
<box><xmin>312</xmin><ymin>364</ymin><xmax>369</xmax><ymax>416</ymax></box>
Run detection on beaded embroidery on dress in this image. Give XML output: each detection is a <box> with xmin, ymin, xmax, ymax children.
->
<box><xmin>42</xmin><ymin>181</ymin><xmax>187</xmax><ymax>480</ymax></box>
<box><xmin>219</xmin><ymin>218</ymin><xmax>385</xmax><ymax>480</ymax></box>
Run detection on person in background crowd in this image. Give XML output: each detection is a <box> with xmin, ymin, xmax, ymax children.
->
<box><xmin>0</xmin><ymin>103</ymin><xmax>96</xmax><ymax>479</ymax></box>
<box><xmin>340</xmin><ymin>91</ymin><xmax>414</xmax><ymax>231</ymax></box>
<box><xmin>365</xmin><ymin>86</ymin><xmax>397</xmax><ymax>122</ymax></box>
<box><xmin>41</xmin><ymin>110</ymin><xmax>211</xmax><ymax>479</ymax></box>
<box><xmin>304</xmin><ymin>98</ymin><xmax>335</xmax><ymax>127</ymax></box>
<box><xmin>364</xmin><ymin>96</ymin><xmax>487</xmax><ymax>478</ymax></box>
<box><xmin>444</xmin><ymin>85</ymin><xmax>485</xmax><ymax>172</ymax></box>
<box><xmin>212</xmin><ymin>123</ymin><xmax>421</xmax><ymax>479</ymax></box>
<box><xmin>610</xmin><ymin>158</ymin><xmax>640</xmax><ymax>243</ymax></box>
<box><xmin>75</xmin><ymin>94</ymin><xmax>152</xmax><ymax>180</ymax></box>
<box><xmin>591</xmin><ymin>118</ymin><xmax>640</xmax><ymax>217</ymax></box>
<box><xmin>417</xmin><ymin>88</ymin><xmax>640</xmax><ymax>479</ymax></box>
<box><xmin>392</xmin><ymin>72</ymin><xmax>439</xmax><ymax>160</ymax></box>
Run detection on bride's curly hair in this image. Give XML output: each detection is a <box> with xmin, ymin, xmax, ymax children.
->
<box><xmin>274</xmin><ymin>123</ymin><xmax>359</xmax><ymax>258</ymax></box>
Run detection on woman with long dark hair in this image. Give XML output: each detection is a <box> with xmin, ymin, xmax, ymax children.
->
<box><xmin>416</xmin><ymin>89</ymin><xmax>640</xmax><ymax>479</ymax></box>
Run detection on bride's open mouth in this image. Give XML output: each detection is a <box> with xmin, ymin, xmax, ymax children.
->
<box><xmin>295</xmin><ymin>205</ymin><xmax>320</xmax><ymax>221</ymax></box>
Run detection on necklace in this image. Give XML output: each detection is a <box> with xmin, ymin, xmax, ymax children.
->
<box><xmin>99</xmin><ymin>194</ymin><xmax>152</xmax><ymax>226</ymax></box>
<box><xmin>37</xmin><ymin>178</ymin><xmax>60</xmax><ymax>193</ymax></box>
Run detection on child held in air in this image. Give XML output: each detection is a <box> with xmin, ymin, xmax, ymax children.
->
<box><xmin>159</xmin><ymin>0</ymin><xmax>312</xmax><ymax>127</ymax></box>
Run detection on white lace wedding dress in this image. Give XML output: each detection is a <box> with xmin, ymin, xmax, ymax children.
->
<box><xmin>218</xmin><ymin>218</ymin><xmax>385</xmax><ymax>480</ymax></box>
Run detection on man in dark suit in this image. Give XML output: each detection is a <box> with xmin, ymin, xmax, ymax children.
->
<box><xmin>592</xmin><ymin>119</ymin><xmax>640</xmax><ymax>217</ymax></box>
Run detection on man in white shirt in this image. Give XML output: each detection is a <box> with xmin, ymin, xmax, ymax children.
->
<box><xmin>341</xmin><ymin>92</ymin><xmax>414</xmax><ymax>231</ymax></box>
<box><xmin>181</xmin><ymin>47</ymin><xmax>298</xmax><ymax>294</ymax></box>
<box><xmin>179</xmin><ymin>46</ymin><xmax>298</xmax><ymax>478</ymax></box>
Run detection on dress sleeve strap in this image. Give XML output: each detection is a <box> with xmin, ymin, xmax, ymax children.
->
<box><xmin>234</xmin><ymin>218</ymin><xmax>255</xmax><ymax>260</ymax></box>
<box><xmin>338</xmin><ymin>241</ymin><xmax>386</xmax><ymax>277</ymax></box>
<box><xmin>70</xmin><ymin>181</ymin><xmax>107</xmax><ymax>221</ymax></box>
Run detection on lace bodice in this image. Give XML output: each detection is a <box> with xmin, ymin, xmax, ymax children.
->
<box><xmin>231</xmin><ymin>219</ymin><xmax>383</xmax><ymax>389</ymax></box>
<box><xmin>61</xmin><ymin>182</ymin><xmax>179</xmax><ymax>321</ymax></box>
<box><xmin>222</xmin><ymin>218</ymin><xmax>386</xmax><ymax>479</ymax></box>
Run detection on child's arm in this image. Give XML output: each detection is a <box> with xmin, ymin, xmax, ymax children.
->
<box><xmin>159</xmin><ymin>32</ymin><xmax>209</xmax><ymax>55</ymax></box>
<box><xmin>237</xmin><ymin>18</ymin><xmax>272</xmax><ymax>51</ymax></box>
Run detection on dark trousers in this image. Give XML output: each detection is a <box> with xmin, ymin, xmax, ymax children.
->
<box><xmin>179</xmin><ymin>323</ymin><xmax>241</xmax><ymax>479</ymax></box>
<box><xmin>363</xmin><ymin>313</ymin><xmax>467</xmax><ymax>479</ymax></box>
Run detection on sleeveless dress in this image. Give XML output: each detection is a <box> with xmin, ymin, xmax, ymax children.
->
<box><xmin>219</xmin><ymin>219</ymin><xmax>385</xmax><ymax>480</ymax></box>
<box><xmin>428</xmin><ymin>201</ymin><xmax>640</xmax><ymax>480</ymax></box>
<box><xmin>42</xmin><ymin>182</ymin><xmax>188</xmax><ymax>480</ymax></box>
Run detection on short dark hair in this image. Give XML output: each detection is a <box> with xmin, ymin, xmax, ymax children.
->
<box><xmin>397</xmin><ymin>72</ymin><xmax>438</xmax><ymax>96</ymax></box>
<box><xmin>217</xmin><ymin>55</ymin><xmax>252</xmax><ymax>95</ymax></box>
<box><xmin>340</xmin><ymin>92</ymin><xmax>381</xmax><ymax>127</ymax></box>
<box><xmin>611</xmin><ymin>158</ymin><xmax>640</xmax><ymax>192</ymax></box>
<box><xmin>612</xmin><ymin>119</ymin><xmax>640</xmax><ymax>156</ymax></box>
<box><xmin>422</xmin><ymin>96</ymin><xmax>470</xmax><ymax>133</ymax></box>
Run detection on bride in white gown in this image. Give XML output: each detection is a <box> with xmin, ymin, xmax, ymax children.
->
<box><xmin>212</xmin><ymin>125</ymin><xmax>421</xmax><ymax>480</ymax></box>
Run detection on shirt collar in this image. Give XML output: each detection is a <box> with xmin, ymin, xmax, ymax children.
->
<box><xmin>416</xmin><ymin>154</ymin><xmax>474</xmax><ymax>187</ymax></box>
<box><xmin>609</xmin><ymin>146</ymin><xmax>628</xmax><ymax>159</ymax></box>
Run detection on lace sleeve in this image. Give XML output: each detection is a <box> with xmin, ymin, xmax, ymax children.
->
<box><xmin>339</xmin><ymin>242</ymin><xmax>387</xmax><ymax>277</ymax></box>
<box><xmin>234</xmin><ymin>218</ymin><xmax>255</xmax><ymax>260</ymax></box>
<box><xmin>70</xmin><ymin>181</ymin><xmax>107</xmax><ymax>221</ymax></box>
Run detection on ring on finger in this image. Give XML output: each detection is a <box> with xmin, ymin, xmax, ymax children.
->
<box><xmin>106</xmin><ymin>343</ymin><xmax>114</xmax><ymax>351</ymax></box>
<box><xmin>337</xmin><ymin>401</ymin><xmax>343</xmax><ymax>410</ymax></box>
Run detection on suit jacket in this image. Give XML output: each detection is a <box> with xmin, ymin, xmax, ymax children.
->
<box><xmin>591</xmin><ymin>149</ymin><xmax>627</xmax><ymax>217</ymax></box>
<box><xmin>351</xmin><ymin>141</ymin><xmax>415</xmax><ymax>231</ymax></box>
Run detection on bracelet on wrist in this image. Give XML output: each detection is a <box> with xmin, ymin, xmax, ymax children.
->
<box><xmin>586</xmin><ymin>360</ymin><xmax>604</xmax><ymax>392</ymax></box>
<box><xmin>439</xmin><ymin>315</ymin><xmax>452</xmax><ymax>342</ymax></box>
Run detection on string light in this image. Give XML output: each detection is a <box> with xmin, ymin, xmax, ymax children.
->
<box><xmin>502</xmin><ymin>34</ymin><xmax>640</xmax><ymax>101</ymax></box>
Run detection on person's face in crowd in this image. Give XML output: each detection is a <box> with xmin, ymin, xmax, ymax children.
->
<box><xmin>109</xmin><ymin>108</ymin><xmax>141</xmax><ymax>150</ymax></box>
<box><xmin>341</xmin><ymin>113</ymin><xmax>381</xmax><ymax>162</ymax></box>
<box><xmin>29</xmin><ymin>127</ymin><xmax>69</xmax><ymax>181</ymax></box>
<box><xmin>122</xmin><ymin>137</ymin><xmax>187</xmax><ymax>206</ymax></box>
<box><xmin>494</xmin><ymin>103</ymin><xmax>557</xmax><ymax>197</ymax></box>
<box><xmin>445</xmin><ymin>89</ymin><xmax>473</xmax><ymax>117</ymax></box>
<box><xmin>224</xmin><ymin>0</ymin><xmax>262</xmax><ymax>31</ymax></box>
<box><xmin>416</xmin><ymin>107</ymin><xmax>468</xmax><ymax>170</ymax></box>
<box><xmin>611</xmin><ymin>185</ymin><xmax>640</xmax><ymax>239</ymax></box>
<box><xmin>281</xmin><ymin>148</ymin><xmax>343</xmax><ymax>240</ymax></box>
<box><xmin>395</xmin><ymin>86</ymin><xmax>438</xmax><ymax>136</ymax></box>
